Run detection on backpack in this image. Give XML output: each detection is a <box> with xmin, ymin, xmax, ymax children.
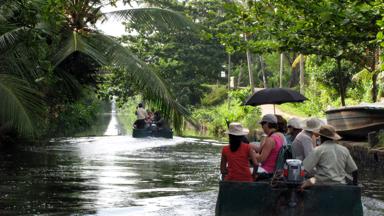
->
<box><xmin>275</xmin><ymin>144</ymin><xmax>293</xmax><ymax>171</ymax></box>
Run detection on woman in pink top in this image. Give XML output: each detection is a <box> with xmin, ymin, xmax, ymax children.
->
<box><xmin>253</xmin><ymin>114</ymin><xmax>283</xmax><ymax>179</ymax></box>
<box><xmin>221</xmin><ymin>123</ymin><xmax>258</xmax><ymax>182</ymax></box>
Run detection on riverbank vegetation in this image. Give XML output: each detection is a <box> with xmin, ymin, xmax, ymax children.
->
<box><xmin>1</xmin><ymin>0</ymin><xmax>384</xmax><ymax>143</ymax></box>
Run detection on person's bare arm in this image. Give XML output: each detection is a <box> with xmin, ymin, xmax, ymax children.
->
<box><xmin>256</xmin><ymin>137</ymin><xmax>274</xmax><ymax>163</ymax></box>
<box><xmin>249</xmin><ymin>149</ymin><xmax>259</xmax><ymax>180</ymax></box>
<box><xmin>220</xmin><ymin>155</ymin><xmax>227</xmax><ymax>180</ymax></box>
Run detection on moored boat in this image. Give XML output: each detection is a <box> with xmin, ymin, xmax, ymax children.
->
<box><xmin>215</xmin><ymin>181</ymin><xmax>363</xmax><ymax>216</ymax></box>
<box><xmin>132</xmin><ymin>127</ymin><xmax>173</xmax><ymax>139</ymax></box>
<box><xmin>325</xmin><ymin>103</ymin><xmax>384</xmax><ymax>140</ymax></box>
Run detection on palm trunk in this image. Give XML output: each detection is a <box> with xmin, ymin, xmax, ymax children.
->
<box><xmin>259</xmin><ymin>55</ymin><xmax>267</xmax><ymax>88</ymax></box>
<box><xmin>299</xmin><ymin>54</ymin><xmax>305</xmax><ymax>94</ymax></box>
<box><xmin>371</xmin><ymin>47</ymin><xmax>380</xmax><ymax>102</ymax></box>
<box><xmin>228</xmin><ymin>53</ymin><xmax>231</xmax><ymax>90</ymax></box>
<box><xmin>279</xmin><ymin>53</ymin><xmax>284</xmax><ymax>88</ymax></box>
<box><xmin>337</xmin><ymin>58</ymin><xmax>346</xmax><ymax>106</ymax></box>
<box><xmin>237</xmin><ymin>61</ymin><xmax>243</xmax><ymax>87</ymax></box>
<box><xmin>245</xmin><ymin>35</ymin><xmax>255</xmax><ymax>92</ymax></box>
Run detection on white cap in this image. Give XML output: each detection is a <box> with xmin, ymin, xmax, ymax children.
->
<box><xmin>287</xmin><ymin>118</ymin><xmax>302</xmax><ymax>129</ymax></box>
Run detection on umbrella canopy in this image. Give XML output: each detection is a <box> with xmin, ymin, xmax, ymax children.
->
<box><xmin>244</xmin><ymin>88</ymin><xmax>307</xmax><ymax>106</ymax></box>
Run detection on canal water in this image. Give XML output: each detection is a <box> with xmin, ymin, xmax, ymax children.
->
<box><xmin>0</xmin><ymin>104</ymin><xmax>383</xmax><ymax>215</ymax></box>
<box><xmin>0</xmin><ymin>136</ymin><xmax>384</xmax><ymax>215</ymax></box>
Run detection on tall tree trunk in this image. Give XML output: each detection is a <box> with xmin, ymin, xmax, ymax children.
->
<box><xmin>279</xmin><ymin>53</ymin><xmax>284</xmax><ymax>88</ymax></box>
<box><xmin>228</xmin><ymin>53</ymin><xmax>231</xmax><ymax>90</ymax></box>
<box><xmin>244</xmin><ymin>34</ymin><xmax>255</xmax><ymax>92</ymax></box>
<box><xmin>337</xmin><ymin>58</ymin><xmax>346</xmax><ymax>106</ymax></box>
<box><xmin>237</xmin><ymin>61</ymin><xmax>243</xmax><ymax>87</ymax></box>
<box><xmin>299</xmin><ymin>54</ymin><xmax>305</xmax><ymax>94</ymax></box>
<box><xmin>372</xmin><ymin>73</ymin><xmax>378</xmax><ymax>102</ymax></box>
<box><xmin>371</xmin><ymin>47</ymin><xmax>380</xmax><ymax>102</ymax></box>
<box><xmin>259</xmin><ymin>55</ymin><xmax>267</xmax><ymax>88</ymax></box>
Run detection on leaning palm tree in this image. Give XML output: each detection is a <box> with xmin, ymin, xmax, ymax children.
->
<box><xmin>1</xmin><ymin>0</ymin><xmax>196</xmax><ymax>136</ymax></box>
<box><xmin>0</xmin><ymin>1</ymin><xmax>45</xmax><ymax>138</ymax></box>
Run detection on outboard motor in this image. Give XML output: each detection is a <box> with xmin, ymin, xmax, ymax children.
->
<box><xmin>283</xmin><ymin>159</ymin><xmax>305</xmax><ymax>208</ymax></box>
<box><xmin>284</xmin><ymin>159</ymin><xmax>304</xmax><ymax>184</ymax></box>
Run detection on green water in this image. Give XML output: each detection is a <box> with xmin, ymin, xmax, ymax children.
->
<box><xmin>0</xmin><ymin>136</ymin><xmax>383</xmax><ymax>215</ymax></box>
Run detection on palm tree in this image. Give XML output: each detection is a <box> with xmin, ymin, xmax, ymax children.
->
<box><xmin>0</xmin><ymin>1</ymin><xmax>45</xmax><ymax>139</ymax></box>
<box><xmin>1</xmin><ymin>0</ymin><xmax>196</xmax><ymax>136</ymax></box>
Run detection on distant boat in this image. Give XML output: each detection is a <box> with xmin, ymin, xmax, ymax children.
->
<box><xmin>132</xmin><ymin>127</ymin><xmax>173</xmax><ymax>139</ymax></box>
<box><xmin>325</xmin><ymin>103</ymin><xmax>384</xmax><ymax>140</ymax></box>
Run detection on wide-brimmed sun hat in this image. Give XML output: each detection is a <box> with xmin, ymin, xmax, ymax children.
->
<box><xmin>313</xmin><ymin>124</ymin><xmax>342</xmax><ymax>140</ymax></box>
<box><xmin>226</xmin><ymin>122</ymin><xmax>249</xmax><ymax>136</ymax></box>
<box><xmin>301</xmin><ymin>118</ymin><xmax>323</xmax><ymax>132</ymax></box>
<box><xmin>287</xmin><ymin>118</ymin><xmax>302</xmax><ymax>129</ymax></box>
<box><xmin>259</xmin><ymin>114</ymin><xmax>278</xmax><ymax>124</ymax></box>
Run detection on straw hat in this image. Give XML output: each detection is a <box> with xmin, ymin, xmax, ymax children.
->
<box><xmin>226</xmin><ymin>122</ymin><xmax>249</xmax><ymax>136</ymax></box>
<box><xmin>259</xmin><ymin>114</ymin><xmax>278</xmax><ymax>124</ymax></box>
<box><xmin>287</xmin><ymin>118</ymin><xmax>302</xmax><ymax>129</ymax></box>
<box><xmin>313</xmin><ymin>125</ymin><xmax>342</xmax><ymax>140</ymax></box>
<box><xmin>301</xmin><ymin>118</ymin><xmax>323</xmax><ymax>132</ymax></box>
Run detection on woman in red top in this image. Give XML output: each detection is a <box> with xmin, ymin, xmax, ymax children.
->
<box><xmin>221</xmin><ymin>123</ymin><xmax>258</xmax><ymax>182</ymax></box>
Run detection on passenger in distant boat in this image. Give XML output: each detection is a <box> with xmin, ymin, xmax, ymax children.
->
<box><xmin>286</xmin><ymin>118</ymin><xmax>302</xmax><ymax>145</ymax></box>
<box><xmin>291</xmin><ymin>118</ymin><xmax>322</xmax><ymax>161</ymax></box>
<box><xmin>252</xmin><ymin>114</ymin><xmax>283</xmax><ymax>180</ymax></box>
<box><xmin>275</xmin><ymin>114</ymin><xmax>288</xmax><ymax>146</ymax></box>
<box><xmin>133</xmin><ymin>103</ymin><xmax>147</xmax><ymax>129</ymax></box>
<box><xmin>145</xmin><ymin>110</ymin><xmax>154</xmax><ymax>125</ymax></box>
<box><xmin>300</xmin><ymin>125</ymin><xmax>358</xmax><ymax>190</ymax></box>
<box><xmin>153</xmin><ymin>111</ymin><xmax>166</xmax><ymax>129</ymax></box>
<box><xmin>221</xmin><ymin>123</ymin><xmax>258</xmax><ymax>182</ymax></box>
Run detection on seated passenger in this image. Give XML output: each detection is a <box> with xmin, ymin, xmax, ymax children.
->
<box><xmin>133</xmin><ymin>103</ymin><xmax>147</xmax><ymax>129</ymax></box>
<box><xmin>286</xmin><ymin>118</ymin><xmax>302</xmax><ymax>145</ymax></box>
<box><xmin>253</xmin><ymin>114</ymin><xmax>283</xmax><ymax>180</ymax></box>
<box><xmin>301</xmin><ymin>125</ymin><xmax>358</xmax><ymax>190</ymax></box>
<box><xmin>291</xmin><ymin>118</ymin><xmax>322</xmax><ymax>161</ymax></box>
<box><xmin>153</xmin><ymin>111</ymin><xmax>166</xmax><ymax>129</ymax></box>
<box><xmin>275</xmin><ymin>114</ymin><xmax>288</xmax><ymax>146</ymax></box>
<box><xmin>221</xmin><ymin>123</ymin><xmax>258</xmax><ymax>182</ymax></box>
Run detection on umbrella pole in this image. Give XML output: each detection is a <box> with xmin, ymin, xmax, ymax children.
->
<box><xmin>274</xmin><ymin>104</ymin><xmax>276</xmax><ymax>114</ymax></box>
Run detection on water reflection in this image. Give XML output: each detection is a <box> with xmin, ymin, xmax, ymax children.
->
<box><xmin>104</xmin><ymin>99</ymin><xmax>120</xmax><ymax>136</ymax></box>
<box><xmin>0</xmin><ymin>137</ymin><xmax>383</xmax><ymax>215</ymax></box>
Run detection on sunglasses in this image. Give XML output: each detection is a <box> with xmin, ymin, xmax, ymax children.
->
<box><xmin>260</xmin><ymin>121</ymin><xmax>267</xmax><ymax>125</ymax></box>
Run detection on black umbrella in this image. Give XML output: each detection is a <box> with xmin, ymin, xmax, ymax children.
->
<box><xmin>244</xmin><ymin>88</ymin><xmax>307</xmax><ymax>113</ymax></box>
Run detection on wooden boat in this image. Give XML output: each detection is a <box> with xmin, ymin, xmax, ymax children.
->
<box><xmin>215</xmin><ymin>181</ymin><xmax>363</xmax><ymax>216</ymax></box>
<box><xmin>132</xmin><ymin>127</ymin><xmax>173</xmax><ymax>139</ymax></box>
<box><xmin>325</xmin><ymin>103</ymin><xmax>384</xmax><ymax>140</ymax></box>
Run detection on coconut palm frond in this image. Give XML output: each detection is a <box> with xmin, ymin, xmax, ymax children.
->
<box><xmin>105</xmin><ymin>8</ymin><xmax>197</xmax><ymax>32</ymax></box>
<box><xmin>0</xmin><ymin>26</ymin><xmax>28</xmax><ymax>52</ymax></box>
<box><xmin>90</xmin><ymin>33</ymin><xmax>191</xmax><ymax>131</ymax></box>
<box><xmin>0</xmin><ymin>74</ymin><xmax>44</xmax><ymax>137</ymax></box>
<box><xmin>52</xmin><ymin>31</ymin><xmax>190</xmax><ymax>131</ymax></box>
<box><xmin>52</xmin><ymin>31</ymin><xmax>107</xmax><ymax>67</ymax></box>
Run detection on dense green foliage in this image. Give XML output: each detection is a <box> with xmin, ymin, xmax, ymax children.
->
<box><xmin>1</xmin><ymin>0</ymin><xmax>384</xmax><ymax>142</ymax></box>
<box><xmin>191</xmin><ymin>87</ymin><xmax>261</xmax><ymax>137</ymax></box>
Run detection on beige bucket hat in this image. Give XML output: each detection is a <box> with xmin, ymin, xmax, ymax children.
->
<box><xmin>226</xmin><ymin>122</ymin><xmax>249</xmax><ymax>136</ymax></box>
<box><xmin>313</xmin><ymin>124</ymin><xmax>342</xmax><ymax>140</ymax></box>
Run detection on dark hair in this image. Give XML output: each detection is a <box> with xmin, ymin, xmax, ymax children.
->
<box><xmin>275</xmin><ymin>115</ymin><xmax>287</xmax><ymax>133</ymax></box>
<box><xmin>265</xmin><ymin>122</ymin><xmax>278</xmax><ymax>129</ymax></box>
<box><xmin>138</xmin><ymin>103</ymin><xmax>143</xmax><ymax>108</ymax></box>
<box><xmin>320</xmin><ymin>135</ymin><xmax>332</xmax><ymax>143</ymax></box>
<box><xmin>229</xmin><ymin>134</ymin><xmax>243</xmax><ymax>152</ymax></box>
